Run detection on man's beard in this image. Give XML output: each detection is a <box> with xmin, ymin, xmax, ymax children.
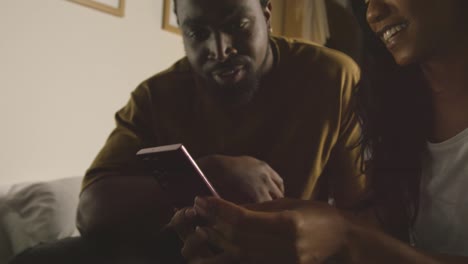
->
<box><xmin>204</xmin><ymin>68</ymin><xmax>260</xmax><ymax>107</ymax></box>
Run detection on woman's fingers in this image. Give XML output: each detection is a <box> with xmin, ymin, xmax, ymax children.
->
<box><xmin>181</xmin><ymin>227</ymin><xmax>215</xmax><ymax>259</ymax></box>
<box><xmin>183</xmin><ymin>226</ymin><xmax>242</xmax><ymax>263</ymax></box>
<box><xmin>194</xmin><ymin>197</ymin><xmax>299</xmax><ymax>238</ymax></box>
<box><xmin>244</xmin><ymin>198</ymin><xmax>307</xmax><ymax>212</ymax></box>
<box><xmin>199</xmin><ymin>225</ymin><xmax>297</xmax><ymax>264</ymax></box>
<box><xmin>194</xmin><ymin>197</ymin><xmax>243</xmax><ymax>224</ymax></box>
<box><xmin>197</xmin><ymin>226</ymin><xmax>241</xmax><ymax>256</ymax></box>
<box><xmin>169</xmin><ymin>207</ymin><xmax>197</xmax><ymax>240</ymax></box>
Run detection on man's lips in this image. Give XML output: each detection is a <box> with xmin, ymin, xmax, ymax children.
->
<box><xmin>212</xmin><ymin>65</ymin><xmax>244</xmax><ymax>78</ymax></box>
<box><xmin>209</xmin><ymin>65</ymin><xmax>246</xmax><ymax>85</ymax></box>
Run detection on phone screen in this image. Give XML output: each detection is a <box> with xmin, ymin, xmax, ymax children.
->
<box><xmin>137</xmin><ymin>144</ymin><xmax>220</xmax><ymax>208</ymax></box>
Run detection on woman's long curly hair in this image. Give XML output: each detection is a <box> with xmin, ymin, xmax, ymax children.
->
<box><xmin>351</xmin><ymin>1</ymin><xmax>433</xmax><ymax>241</ymax></box>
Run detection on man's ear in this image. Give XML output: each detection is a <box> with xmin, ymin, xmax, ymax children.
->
<box><xmin>263</xmin><ymin>1</ymin><xmax>273</xmax><ymax>32</ymax></box>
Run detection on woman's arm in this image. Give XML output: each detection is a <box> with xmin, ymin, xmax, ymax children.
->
<box><xmin>182</xmin><ymin>197</ymin><xmax>468</xmax><ymax>264</ymax></box>
<box><xmin>346</xmin><ymin>219</ymin><xmax>436</xmax><ymax>264</ymax></box>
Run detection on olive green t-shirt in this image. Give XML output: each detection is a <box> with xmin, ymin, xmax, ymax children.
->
<box><xmin>84</xmin><ymin>36</ymin><xmax>367</xmax><ymax>209</ymax></box>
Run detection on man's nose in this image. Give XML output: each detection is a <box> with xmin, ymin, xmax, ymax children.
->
<box><xmin>366</xmin><ymin>0</ymin><xmax>390</xmax><ymax>25</ymax></box>
<box><xmin>207</xmin><ymin>32</ymin><xmax>237</xmax><ymax>61</ymax></box>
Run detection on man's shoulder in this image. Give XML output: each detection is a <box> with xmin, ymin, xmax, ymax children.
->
<box><xmin>126</xmin><ymin>57</ymin><xmax>200</xmax><ymax>111</ymax></box>
<box><xmin>145</xmin><ymin>57</ymin><xmax>193</xmax><ymax>86</ymax></box>
<box><xmin>134</xmin><ymin>57</ymin><xmax>194</xmax><ymax>96</ymax></box>
<box><xmin>273</xmin><ymin>36</ymin><xmax>360</xmax><ymax>79</ymax></box>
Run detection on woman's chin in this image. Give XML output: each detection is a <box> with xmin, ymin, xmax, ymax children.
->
<box><xmin>390</xmin><ymin>46</ymin><xmax>422</xmax><ymax>66</ymax></box>
<box><xmin>392</xmin><ymin>53</ymin><xmax>417</xmax><ymax>66</ymax></box>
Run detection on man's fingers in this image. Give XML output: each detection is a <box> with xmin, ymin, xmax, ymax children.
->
<box><xmin>268</xmin><ymin>169</ymin><xmax>285</xmax><ymax>194</ymax></box>
<box><xmin>259</xmin><ymin>161</ymin><xmax>284</xmax><ymax>195</ymax></box>
<box><xmin>266</xmin><ymin>177</ymin><xmax>284</xmax><ymax>200</ymax></box>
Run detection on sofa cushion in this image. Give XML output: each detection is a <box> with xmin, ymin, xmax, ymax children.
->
<box><xmin>0</xmin><ymin>184</ymin><xmax>14</xmax><ymax>263</ymax></box>
<box><xmin>1</xmin><ymin>177</ymin><xmax>82</xmax><ymax>255</ymax></box>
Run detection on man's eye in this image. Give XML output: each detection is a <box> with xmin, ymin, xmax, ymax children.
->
<box><xmin>239</xmin><ymin>20</ymin><xmax>250</xmax><ymax>29</ymax></box>
<box><xmin>186</xmin><ymin>29</ymin><xmax>209</xmax><ymax>40</ymax></box>
<box><xmin>231</xmin><ymin>19</ymin><xmax>250</xmax><ymax>31</ymax></box>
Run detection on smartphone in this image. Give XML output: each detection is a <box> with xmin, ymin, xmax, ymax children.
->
<box><xmin>136</xmin><ymin>144</ymin><xmax>220</xmax><ymax>208</ymax></box>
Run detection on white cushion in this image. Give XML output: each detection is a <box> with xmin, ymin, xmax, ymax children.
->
<box><xmin>0</xmin><ymin>189</ymin><xmax>14</xmax><ymax>263</ymax></box>
<box><xmin>1</xmin><ymin>177</ymin><xmax>82</xmax><ymax>255</ymax></box>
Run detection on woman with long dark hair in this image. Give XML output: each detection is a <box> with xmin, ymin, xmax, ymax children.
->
<box><xmin>353</xmin><ymin>0</ymin><xmax>468</xmax><ymax>250</ymax></box>
<box><xmin>174</xmin><ymin>0</ymin><xmax>468</xmax><ymax>262</ymax></box>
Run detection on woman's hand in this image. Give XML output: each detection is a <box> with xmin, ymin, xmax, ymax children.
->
<box><xmin>182</xmin><ymin>197</ymin><xmax>350</xmax><ymax>264</ymax></box>
<box><xmin>169</xmin><ymin>155</ymin><xmax>284</xmax><ymax>262</ymax></box>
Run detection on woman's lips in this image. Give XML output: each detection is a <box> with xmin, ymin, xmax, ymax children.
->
<box><xmin>377</xmin><ymin>22</ymin><xmax>409</xmax><ymax>49</ymax></box>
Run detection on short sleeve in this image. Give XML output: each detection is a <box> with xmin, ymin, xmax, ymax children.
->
<box><xmin>82</xmin><ymin>83</ymin><xmax>156</xmax><ymax>191</ymax></box>
<box><xmin>326</xmin><ymin>60</ymin><xmax>369</xmax><ymax>209</ymax></box>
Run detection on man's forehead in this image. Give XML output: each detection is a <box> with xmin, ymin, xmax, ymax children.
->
<box><xmin>177</xmin><ymin>0</ymin><xmax>259</xmax><ymax>24</ymax></box>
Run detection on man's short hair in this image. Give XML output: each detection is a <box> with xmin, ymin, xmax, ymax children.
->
<box><xmin>173</xmin><ymin>0</ymin><xmax>269</xmax><ymax>14</ymax></box>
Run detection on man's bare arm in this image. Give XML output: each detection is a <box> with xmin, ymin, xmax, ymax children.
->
<box><xmin>77</xmin><ymin>175</ymin><xmax>173</xmax><ymax>241</ymax></box>
<box><xmin>77</xmin><ymin>155</ymin><xmax>285</xmax><ymax>242</ymax></box>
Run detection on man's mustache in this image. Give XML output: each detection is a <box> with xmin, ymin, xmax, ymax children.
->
<box><xmin>205</xmin><ymin>56</ymin><xmax>250</xmax><ymax>73</ymax></box>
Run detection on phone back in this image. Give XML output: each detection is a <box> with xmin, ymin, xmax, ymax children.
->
<box><xmin>137</xmin><ymin>144</ymin><xmax>219</xmax><ymax>208</ymax></box>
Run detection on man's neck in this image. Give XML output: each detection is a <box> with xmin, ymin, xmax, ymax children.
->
<box><xmin>259</xmin><ymin>38</ymin><xmax>275</xmax><ymax>79</ymax></box>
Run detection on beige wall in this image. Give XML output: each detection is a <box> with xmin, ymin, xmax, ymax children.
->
<box><xmin>270</xmin><ymin>0</ymin><xmax>286</xmax><ymax>35</ymax></box>
<box><xmin>0</xmin><ymin>0</ymin><xmax>185</xmax><ymax>185</ymax></box>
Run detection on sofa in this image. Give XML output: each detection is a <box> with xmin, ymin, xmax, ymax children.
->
<box><xmin>0</xmin><ymin>177</ymin><xmax>82</xmax><ymax>264</ymax></box>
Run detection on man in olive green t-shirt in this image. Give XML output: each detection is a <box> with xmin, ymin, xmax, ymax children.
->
<box><xmin>10</xmin><ymin>0</ymin><xmax>367</xmax><ymax>263</ymax></box>
<box><xmin>83</xmin><ymin>34</ymin><xmax>365</xmax><ymax>208</ymax></box>
<box><xmin>78</xmin><ymin>0</ymin><xmax>366</xmax><ymax>259</ymax></box>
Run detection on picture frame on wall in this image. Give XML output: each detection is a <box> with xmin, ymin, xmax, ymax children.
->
<box><xmin>163</xmin><ymin>0</ymin><xmax>181</xmax><ymax>35</ymax></box>
<box><xmin>68</xmin><ymin>0</ymin><xmax>125</xmax><ymax>17</ymax></box>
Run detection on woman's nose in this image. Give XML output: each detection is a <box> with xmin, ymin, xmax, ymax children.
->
<box><xmin>366</xmin><ymin>0</ymin><xmax>390</xmax><ymax>25</ymax></box>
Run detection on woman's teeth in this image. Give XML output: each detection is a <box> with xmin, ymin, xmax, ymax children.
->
<box><xmin>382</xmin><ymin>23</ymin><xmax>408</xmax><ymax>43</ymax></box>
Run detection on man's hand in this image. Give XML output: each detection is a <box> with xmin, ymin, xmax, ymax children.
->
<box><xmin>196</xmin><ymin>155</ymin><xmax>285</xmax><ymax>204</ymax></box>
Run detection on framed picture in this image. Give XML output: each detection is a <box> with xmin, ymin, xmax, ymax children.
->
<box><xmin>68</xmin><ymin>0</ymin><xmax>125</xmax><ymax>17</ymax></box>
<box><xmin>162</xmin><ymin>0</ymin><xmax>181</xmax><ymax>35</ymax></box>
